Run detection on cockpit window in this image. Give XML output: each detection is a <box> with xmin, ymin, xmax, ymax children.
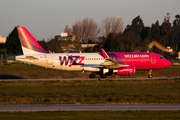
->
<box><xmin>160</xmin><ymin>57</ymin><xmax>165</xmax><ymax>59</ymax></box>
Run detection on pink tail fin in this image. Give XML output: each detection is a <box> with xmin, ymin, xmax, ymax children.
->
<box><xmin>17</xmin><ymin>27</ymin><xmax>48</xmax><ymax>55</ymax></box>
<box><xmin>101</xmin><ymin>48</ymin><xmax>109</xmax><ymax>58</ymax></box>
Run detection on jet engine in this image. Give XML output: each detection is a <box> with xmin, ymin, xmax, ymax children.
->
<box><xmin>99</xmin><ymin>66</ymin><xmax>135</xmax><ymax>76</ymax></box>
<box><xmin>114</xmin><ymin>66</ymin><xmax>135</xmax><ymax>75</ymax></box>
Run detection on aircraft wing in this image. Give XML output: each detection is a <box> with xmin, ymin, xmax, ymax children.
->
<box><xmin>99</xmin><ymin>48</ymin><xmax>128</xmax><ymax>69</ymax></box>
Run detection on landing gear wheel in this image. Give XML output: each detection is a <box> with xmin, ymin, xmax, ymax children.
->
<box><xmin>89</xmin><ymin>74</ymin><xmax>95</xmax><ymax>78</ymax></box>
<box><xmin>148</xmin><ymin>74</ymin><xmax>153</xmax><ymax>78</ymax></box>
<box><xmin>100</xmin><ymin>74</ymin><xmax>107</xmax><ymax>78</ymax></box>
<box><xmin>148</xmin><ymin>70</ymin><xmax>152</xmax><ymax>78</ymax></box>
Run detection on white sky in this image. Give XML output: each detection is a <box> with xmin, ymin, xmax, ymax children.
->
<box><xmin>0</xmin><ymin>0</ymin><xmax>180</xmax><ymax>40</ymax></box>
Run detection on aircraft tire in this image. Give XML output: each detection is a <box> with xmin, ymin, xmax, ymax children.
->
<box><xmin>148</xmin><ymin>74</ymin><xmax>153</xmax><ymax>78</ymax></box>
<box><xmin>89</xmin><ymin>74</ymin><xmax>95</xmax><ymax>78</ymax></box>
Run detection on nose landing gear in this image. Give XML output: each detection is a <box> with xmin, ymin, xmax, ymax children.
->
<box><xmin>148</xmin><ymin>70</ymin><xmax>152</xmax><ymax>78</ymax></box>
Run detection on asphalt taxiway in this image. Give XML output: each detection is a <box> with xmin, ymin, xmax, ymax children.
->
<box><xmin>0</xmin><ymin>77</ymin><xmax>179</xmax><ymax>81</ymax></box>
<box><xmin>0</xmin><ymin>104</ymin><xmax>180</xmax><ymax>112</ymax></box>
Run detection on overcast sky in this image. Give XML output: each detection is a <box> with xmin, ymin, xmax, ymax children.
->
<box><xmin>0</xmin><ymin>0</ymin><xmax>180</xmax><ymax>40</ymax></box>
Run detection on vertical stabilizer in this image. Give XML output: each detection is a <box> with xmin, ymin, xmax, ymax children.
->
<box><xmin>17</xmin><ymin>27</ymin><xmax>48</xmax><ymax>55</ymax></box>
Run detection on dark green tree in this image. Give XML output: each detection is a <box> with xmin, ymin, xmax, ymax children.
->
<box><xmin>37</xmin><ymin>39</ymin><xmax>48</xmax><ymax>51</ymax></box>
<box><xmin>93</xmin><ymin>44</ymin><xmax>102</xmax><ymax>52</ymax></box>
<box><xmin>173</xmin><ymin>14</ymin><xmax>180</xmax><ymax>26</ymax></box>
<box><xmin>47</xmin><ymin>38</ymin><xmax>62</xmax><ymax>53</ymax></box>
<box><xmin>140</xmin><ymin>27</ymin><xmax>150</xmax><ymax>41</ymax></box>
<box><xmin>160</xmin><ymin>19</ymin><xmax>171</xmax><ymax>46</ymax></box>
<box><xmin>84</xmin><ymin>46</ymin><xmax>94</xmax><ymax>52</ymax></box>
<box><xmin>164</xmin><ymin>13</ymin><xmax>171</xmax><ymax>23</ymax></box>
<box><xmin>121</xmin><ymin>31</ymin><xmax>136</xmax><ymax>52</ymax></box>
<box><xmin>148</xmin><ymin>21</ymin><xmax>160</xmax><ymax>42</ymax></box>
<box><xmin>124</xmin><ymin>16</ymin><xmax>145</xmax><ymax>47</ymax></box>
<box><xmin>170</xmin><ymin>14</ymin><xmax>180</xmax><ymax>50</ymax></box>
<box><xmin>110</xmin><ymin>36</ymin><xmax>123</xmax><ymax>52</ymax></box>
<box><xmin>103</xmin><ymin>33</ymin><xmax>124</xmax><ymax>52</ymax></box>
<box><xmin>103</xmin><ymin>33</ymin><xmax>114</xmax><ymax>52</ymax></box>
<box><xmin>87</xmin><ymin>39</ymin><xmax>95</xmax><ymax>44</ymax></box>
<box><xmin>5</xmin><ymin>26</ymin><xmax>23</xmax><ymax>55</ymax></box>
<box><xmin>0</xmin><ymin>44</ymin><xmax>5</xmax><ymax>50</ymax></box>
<box><xmin>124</xmin><ymin>16</ymin><xmax>144</xmax><ymax>35</ymax></box>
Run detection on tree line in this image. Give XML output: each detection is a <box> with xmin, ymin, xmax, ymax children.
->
<box><xmin>3</xmin><ymin>14</ymin><xmax>180</xmax><ymax>60</ymax></box>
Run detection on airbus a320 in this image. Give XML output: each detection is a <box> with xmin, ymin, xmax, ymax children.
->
<box><xmin>15</xmin><ymin>27</ymin><xmax>171</xmax><ymax>78</ymax></box>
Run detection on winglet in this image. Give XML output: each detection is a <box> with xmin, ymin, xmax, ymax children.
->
<box><xmin>101</xmin><ymin>48</ymin><xmax>109</xmax><ymax>58</ymax></box>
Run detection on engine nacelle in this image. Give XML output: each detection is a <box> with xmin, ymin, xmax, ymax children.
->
<box><xmin>114</xmin><ymin>66</ymin><xmax>136</xmax><ymax>75</ymax></box>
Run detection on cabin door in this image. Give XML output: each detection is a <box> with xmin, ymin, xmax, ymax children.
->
<box><xmin>48</xmin><ymin>55</ymin><xmax>53</xmax><ymax>65</ymax></box>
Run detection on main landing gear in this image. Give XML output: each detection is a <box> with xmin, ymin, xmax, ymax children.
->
<box><xmin>148</xmin><ymin>70</ymin><xmax>153</xmax><ymax>78</ymax></box>
<box><xmin>89</xmin><ymin>73</ymin><xmax>95</xmax><ymax>78</ymax></box>
<box><xmin>89</xmin><ymin>72</ymin><xmax>107</xmax><ymax>78</ymax></box>
<box><xmin>100</xmin><ymin>74</ymin><xmax>107</xmax><ymax>78</ymax></box>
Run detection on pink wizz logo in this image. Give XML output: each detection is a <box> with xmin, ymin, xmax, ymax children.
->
<box><xmin>59</xmin><ymin>55</ymin><xmax>85</xmax><ymax>67</ymax></box>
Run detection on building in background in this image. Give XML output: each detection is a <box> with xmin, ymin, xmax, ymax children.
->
<box><xmin>148</xmin><ymin>41</ymin><xmax>173</xmax><ymax>53</ymax></box>
<box><xmin>177</xmin><ymin>52</ymin><xmax>180</xmax><ymax>59</ymax></box>
<box><xmin>0</xmin><ymin>36</ymin><xmax>6</xmax><ymax>43</ymax></box>
<box><xmin>81</xmin><ymin>44</ymin><xmax>97</xmax><ymax>48</ymax></box>
<box><xmin>55</xmin><ymin>33</ymin><xmax>75</xmax><ymax>41</ymax></box>
<box><xmin>61</xmin><ymin>43</ymin><xmax>81</xmax><ymax>53</ymax></box>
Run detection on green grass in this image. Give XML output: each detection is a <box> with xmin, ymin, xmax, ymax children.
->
<box><xmin>0</xmin><ymin>62</ymin><xmax>180</xmax><ymax>79</ymax></box>
<box><xmin>0</xmin><ymin>63</ymin><xmax>91</xmax><ymax>79</ymax></box>
<box><xmin>0</xmin><ymin>111</ymin><xmax>180</xmax><ymax>120</ymax></box>
<box><xmin>0</xmin><ymin>80</ymin><xmax>180</xmax><ymax>105</ymax></box>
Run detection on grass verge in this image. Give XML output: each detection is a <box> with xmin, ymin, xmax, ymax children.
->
<box><xmin>0</xmin><ymin>62</ymin><xmax>180</xmax><ymax>79</ymax></box>
<box><xmin>0</xmin><ymin>80</ymin><xmax>180</xmax><ymax>104</ymax></box>
<box><xmin>0</xmin><ymin>111</ymin><xmax>180</xmax><ymax>120</ymax></box>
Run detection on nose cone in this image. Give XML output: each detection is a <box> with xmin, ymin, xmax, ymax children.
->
<box><xmin>165</xmin><ymin>60</ymin><xmax>171</xmax><ymax>68</ymax></box>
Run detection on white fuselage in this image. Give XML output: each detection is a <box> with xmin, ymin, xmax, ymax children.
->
<box><xmin>16</xmin><ymin>53</ymin><xmax>105</xmax><ymax>72</ymax></box>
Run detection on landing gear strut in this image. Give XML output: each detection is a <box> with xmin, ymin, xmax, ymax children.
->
<box><xmin>100</xmin><ymin>74</ymin><xmax>107</xmax><ymax>78</ymax></box>
<box><xmin>148</xmin><ymin>70</ymin><xmax>153</xmax><ymax>78</ymax></box>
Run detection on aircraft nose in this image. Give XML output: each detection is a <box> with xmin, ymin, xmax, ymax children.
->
<box><xmin>165</xmin><ymin>60</ymin><xmax>171</xmax><ymax>68</ymax></box>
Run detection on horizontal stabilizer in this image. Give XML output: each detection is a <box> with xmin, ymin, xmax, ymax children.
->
<box><xmin>25</xmin><ymin>56</ymin><xmax>38</xmax><ymax>60</ymax></box>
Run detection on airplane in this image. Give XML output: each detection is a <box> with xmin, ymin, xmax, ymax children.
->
<box><xmin>15</xmin><ymin>27</ymin><xmax>171</xmax><ymax>78</ymax></box>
